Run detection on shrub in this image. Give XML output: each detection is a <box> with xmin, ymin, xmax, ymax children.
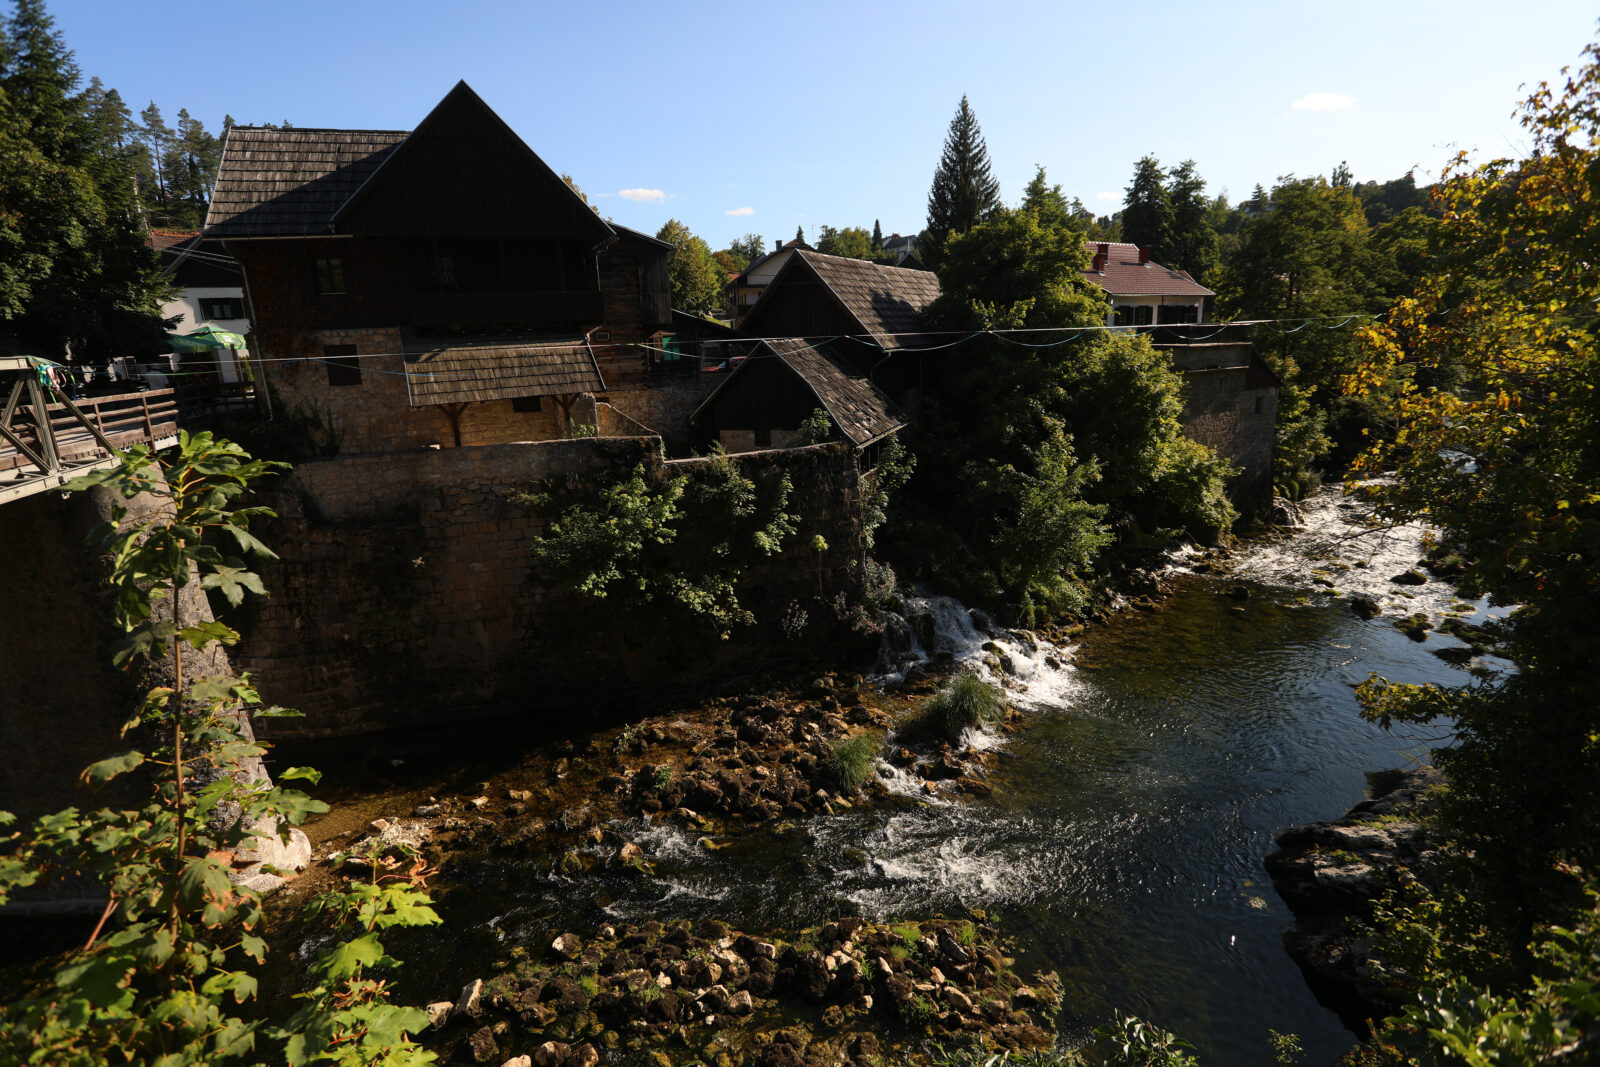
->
<box><xmin>827</xmin><ymin>734</ymin><xmax>880</xmax><ymax>794</ymax></box>
<box><xmin>912</xmin><ymin>673</ymin><xmax>1006</xmax><ymax>744</ymax></box>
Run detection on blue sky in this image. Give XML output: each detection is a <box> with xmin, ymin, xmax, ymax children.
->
<box><xmin>51</xmin><ymin>0</ymin><xmax>1599</xmax><ymax>250</ymax></box>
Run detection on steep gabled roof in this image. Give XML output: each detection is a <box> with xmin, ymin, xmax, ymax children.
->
<box><xmin>204</xmin><ymin>82</ymin><xmax>612</xmax><ymax>244</ymax></box>
<box><xmin>1083</xmin><ymin>241</ymin><xmax>1213</xmax><ymax>298</ymax></box>
<box><xmin>773</xmin><ymin>250</ymin><xmax>942</xmax><ymax>346</ymax></box>
<box><xmin>693</xmin><ymin>338</ymin><xmax>905</xmax><ymax>448</ymax></box>
<box><xmin>205</xmin><ymin>128</ymin><xmax>409</xmax><ymax>237</ymax></box>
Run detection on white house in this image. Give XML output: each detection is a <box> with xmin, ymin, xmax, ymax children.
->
<box><xmin>1082</xmin><ymin>241</ymin><xmax>1213</xmax><ymax>326</ymax></box>
<box><xmin>149</xmin><ymin>231</ymin><xmax>252</xmax><ymax>384</ymax></box>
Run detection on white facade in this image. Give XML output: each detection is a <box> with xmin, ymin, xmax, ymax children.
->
<box><xmin>161</xmin><ymin>285</ymin><xmax>251</xmax><ymax>384</ymax></box>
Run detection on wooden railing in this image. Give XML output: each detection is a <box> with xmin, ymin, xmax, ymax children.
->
<box><xmin>0</xmin><ymin>388</ymin><xmax>180</xmax><ymax>475</ymax></box>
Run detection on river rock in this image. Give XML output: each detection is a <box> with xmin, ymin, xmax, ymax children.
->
<box><xmin>1391</xmin><ymin>568</ymin><xmax>1427</xmax><ymax>585</ymax></box>
<box><xmin>454</xmin><ymin>978</ymin><xmax>484</xmax><ymax>1019</ymax></box>
<box><xmin>532</xmin><ymin>1041</ymin><xmax>569</xmax><ymax>1067</ymax></box>
<box><xmin>468</xmin><ymin>1026</ymin><xmax>499</xmax><ymax>1063</ymax></box>
<box><xmin>426</xmin><ymin>1000</ymin><xmax>454</xmax><ymax>1028</ymax></box>
<box><xmin>1265</xmin><ymin>765</ymin><xmax>1443</xmax><ymax>1015</ymax></box>
<box><xmin>1349</xmin><ymin>595</ymin><xmax>1382</xmax><ymax>619</ymax></box>
<box><xmin>551</xmin><ymin>933</ymin><xmax>582</xmax><ymax>959</ymax></box>
<box><xmin>500</xmin><ymin>1057</ymin><xmax>531</xmax><ymax>1067</ymax></box>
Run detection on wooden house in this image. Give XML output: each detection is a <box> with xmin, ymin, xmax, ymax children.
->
<box><xmin>691</xmin><ymin>338</ymin><xmax>904</xmax><ymax>457</ymax></box>
<box><xmin>204</xmin><ymin>81</ymin><xmax>678</xmax><ymax>453</ymax></box>
<box><xmin>736</xmin><ymin>249</ymin><xmax>941</xmax><ymax>409</ymax></box>
<box><xmin>725</xmin><ymin>238</ymin><xmax>813</xmax><ymax>325</ymax></box>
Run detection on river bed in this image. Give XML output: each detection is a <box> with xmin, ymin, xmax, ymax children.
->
<box><xmin>287</xmin><ymin>486</ymin><xmax>1501</xmax><ymax>1065</ymax></box>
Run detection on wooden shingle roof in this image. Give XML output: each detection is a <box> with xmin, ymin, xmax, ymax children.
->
<box><xmin>401</xmin><ymin>334</ymin><xmax>604</xmax><ymax>407</ymax></box>
<box><xmin>205</xmin><ymin>128</ymin><xmax>408</xmax><ymax>237</ymax></box>
<box><xmin>789</xmin><ymin>251</ymin><xmax>941</xmax><ymax>347</ymax></box>
<box><xmin>695</xmin><ymin>338</ymin><xmax>904</xmax><ymax>448</ymax></box>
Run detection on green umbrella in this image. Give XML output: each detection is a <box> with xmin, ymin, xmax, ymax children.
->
<box><xmin>167</xmin><ymin>332</ymin><xmax>220</xmax><ymax>354</ymax></box>
<box><xmin>176</xmin><ymin>324</ymin><xmax>247</xmax><ymax>350</ymax></box>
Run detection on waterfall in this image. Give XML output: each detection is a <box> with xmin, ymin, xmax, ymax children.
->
<box><xmin>875</xmin><ymin>589</ymin><xmax>1083</xmax><ymax>709</ymax></box>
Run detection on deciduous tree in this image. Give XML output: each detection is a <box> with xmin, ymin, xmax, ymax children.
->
<box><xmin>655</xmin><ymin>218</ymin><xmax>723</xmax><ymax>312</ymax></box>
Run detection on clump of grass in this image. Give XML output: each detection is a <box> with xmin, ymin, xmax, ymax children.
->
<box><xmin>892</xmin><ymin>923</ymin><xmax>922</xmax><ymax>950</ymax></box>
<box><xmin>827</xmin><ymin>733</ymin><xmax>881</xmax><ymax>794</ymax></box>
<box><xmin>956</xmin><ymin>920</ymin><xmax>978</xmax><ymax>947</ymax></box>
<box><xmin>912</xmin><ymin>672</ymin><xmax>1006</xmax><ymax>744</ymax></box>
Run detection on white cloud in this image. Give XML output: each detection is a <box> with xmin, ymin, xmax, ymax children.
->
<box><xmin>1095</xmin><ymin>191</ymin><xmax>1118</xmax><ymax>202</ymax></box>
<box><xmin>725</xmin><ymin>206</ymin><xmax>755</xmax><ymax>216</ymax></box>
<box><xmin>1292</xmin><ymin>92</ymin><xmax>1355</xmax><ymax>112</ymax></box>
<box><xmin>618</xmin><ymin>188</ymin><xmax>667</xmax><ymax>203</ymax></box>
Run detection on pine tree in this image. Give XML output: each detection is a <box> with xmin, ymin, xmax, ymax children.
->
<box><xmin>871</xmin><ymin>219</ymin><xmax>883</xmax><ymax>251</ymax></box>
<box><xmin>794</xmin><ymin>224</ymin><xmax>805</xmax><ymax>245</ymax></box>
<box><xmin>0</xmin><ymin>0</ymin><xmax>167</xmax><ymax>362</ymax></box>
<box><xmin>1121</xmin><ymin>155</ymin><xmax>1175</xmax><ymax>260</ymax></box>
<box><xmin>923</xmin><ymin>95</ymin><xmax>1000</xmax><ymax>271</ymax></box>
<box><xmin>1166</xmin><ymin>160</ymin><xmax>1219</xmax><ymax>283</ymax></box>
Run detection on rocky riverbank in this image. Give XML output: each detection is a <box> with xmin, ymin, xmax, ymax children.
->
<box><xmin>424</xmin><ymin>915</ymin><xmax>1061</xmax><ymax>1066</ymax></box>
<box><xmin>1263</xmin><ymin>765</ymin><xmax>1445</xmax><ymax>1019</ymax></box>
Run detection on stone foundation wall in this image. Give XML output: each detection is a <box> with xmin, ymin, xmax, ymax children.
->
<box><xmin>1168</xmin><ymin>343</ymin><xmax>1278</xmax><ymax>507</ymax></box>
<box><xmin>235</xmin><ymin>438</ymin><xmax>866</xmax><ymax>738</ymax></box>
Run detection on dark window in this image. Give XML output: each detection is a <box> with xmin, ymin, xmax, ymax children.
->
<box><xmin>199</xmin><ymin>297</ymin><xmax>245</xmax><ymax>320</ymax></box>
<box><xmin>315</xmin><ymin>257</ymin><xmax>346</xmax><ymax>295</ymax></box>
<box><xmin>1254</xmin><ymin>396</ymin><xmax>1264</xmax><ymax>415</ymax></box>
<box><xmin>1157</xmin><ymin>303</ymin><xmax>1199</xmax><ymax>325</ymax></box>
<box><xmin>1134</xmin><ymin>305</ymin><xmax>1153</xmax><ymax>326</ymax></box>
<box><xmin>323</xmin><ymin>344</ymin><xmax>360</xmax><ymax>386</ymax></box>
<box><xmin>1113</xmin><ymin>306</ymin><xmax>1134</xmax><ymax>326</ymax></box>
<box><xmin>753</xmin><ymin>428</ymin><xmax>772</xmax><ymax>447</ymax></box>
<box><xmin>511</xmin><ymin>395</ymin><xmax>543</xmax><ymax>413</ymax></box>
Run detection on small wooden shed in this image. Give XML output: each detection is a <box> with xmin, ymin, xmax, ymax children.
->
<box><xmin>690</xmin><ymin>338</ymin><xmax>904</xmax><ymax>456</ymax></box>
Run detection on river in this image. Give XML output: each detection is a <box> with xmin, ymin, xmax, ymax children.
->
<box><xmin>302</xmin><ymin>486</ymin><xmax>1504</xmax><ymax>1065</ymax></box>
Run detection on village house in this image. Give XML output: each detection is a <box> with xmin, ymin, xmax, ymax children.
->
<box><xmin>735</xmin><ymin>244</ymin><xmax>1279</xmax><ymax>505</ymax></box>
<box><xmin>1084</xmin><ymin>241</ymin><xmax>1213</xmax><ymax>325</ymax></box>
<box><xmin>204</xmin><ymin>81</ymin><xmax>695</xmax><ymax>454</ymax></box>
<box><xmin>148</xmin><ymin>231</ymin><xmax>253</xmax><ymax>387</ymax></box>
<box><xmin>690</xmin><ymin>337</ymin><xmax>905</xmax><ymax>457</ymax></box>
<box><xmin>725</xmin><ymin>238</ymin><xmax>814</xmax><ymax>325</ymax></box>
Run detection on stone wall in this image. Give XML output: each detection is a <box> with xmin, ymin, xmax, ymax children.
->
<box><xmin>603</xmin><ymin>374</ymin><xmax>718</xmax><ymax>453</ymax></box>
<box><xmin>234</xmin><ymin>437</ymin><xmax>866</xmax><ymax>739</ymax></box>
<box><xmin>1168</xmin><ymin>343</ymin><xmax>1279</xmax><ymax>507</ymax></box>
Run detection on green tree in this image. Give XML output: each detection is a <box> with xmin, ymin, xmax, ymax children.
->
<box><xmin>0</xmin><ymin>0</ymin><xmax>168</xmax><ymax>363</ymax></box>
<box><xmin>1120</xmin><ymin>155</ymin><xmax>1175</xmax><ymax>258</ymax></box>
<box><xmin>871</xmin><ymin>218</ymin><xmax>884</xmax><ymax>252</ymax></box>
<box><xmin>655</xmin><ymin>218</ymin><xmax>723</xmax><ymax>312</ymax></box>
<box><xmin>1345</xmin><ymin>37</ymin><xmax>1600</xmax><ymax>1060</ymax></box>
<box><xmin>726</xmin><ymin>233</ymin><xmax>766</xmax><ymax>267</ymax></box>
<box><xmin>927</xmin><ymin>204</ymin><xmax>1105</xmax><ymax>331</ymax></box>
<box><xmin>1217</xmin><ymin>174</ymin><xmax>1384</xmax><ymax>487</ymax></box>
<box><xmin>922</xmin><ymin>95</ymin><xmax>1000</xmax><ymax>271</ymax></box>
<box><xmin>794</xmin><ymin>223</ymin><xmax>805</xmax><ymax>244</ymax></box>
<box><xmin>1019</xmin><ymin>165</ymin><xmax>1072</xmax><ymax>231</ymax></box>
<box><xmin>815</xmin><ymin>224</ymin><xmax>876</xmax><ymax>261</ymax></box>
<box><xmin>1165</xmin><ymin>159</ymin><xmax>1219</xmax><ymax>283</ymax></box>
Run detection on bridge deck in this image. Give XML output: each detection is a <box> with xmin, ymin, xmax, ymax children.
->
<box><xmin>0</xmin><ymin>359</ymin><xmax>183</xmax><ymax>505</ymax></box>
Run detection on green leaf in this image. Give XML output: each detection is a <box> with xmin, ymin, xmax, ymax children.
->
<box><xmin>317</xmin><ymin>933</ymin><xmax>385</xmax><ymax>980</ymax></box>
<box><xmin>278</xmin><ymin>766</ymin><xmax>322</xmax><ymax>784</ymax></box>
<box><xmin>241</xmin><ymin>933</ymin><xmax>268</xmax><ymax>962</ymax></box>
<box><xmin>81</xmin><ymin>750</ymin><xmax>145</xmax><ymax>788</ymax></box>
<box><xmin>177</xmin><ymin>620</ymin><xmax>240</xmax><ymax>650</ymax></box>
<box><xmin>201</xmin><ymin>563</ymin><xmax>267</xmax><ymax>608</ymax></box>
<box><xmin>222</xmin><ymin>524</ymin><xmax>279</xmax><ymax>560</ymax></box>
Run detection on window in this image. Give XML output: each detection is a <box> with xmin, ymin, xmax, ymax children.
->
<box><xmin>199</xmin><ymin>297</ymin><xmax>245</xmax><ymax>320</ymax></box>
<box><xmin>1157</xmin><ymin>303</ymin><xmax>1199</xmax><ymax>325</ymax></box>
<box><xmin>315</xmin><ymin>257</ymin><xmax>346</xmax><ymax>295</ymax></box>
<box><xmin>753</xmin><ymin>428</ymin><xmax>772</xmax><ymax>447</ymax></box>
<box><xmin>1254</xmin><ymin>396</ymin><xmax>1264</xmax><ymax>415</ymax></box>
<box><xmin>323</xmin><ymin>344</ymin><xmax>360</xmax><ymax>386</ymax></box>
<box><xmin>511</xmin><ymin>395</ymin><xmax>542</xmax><ymax>413</ymax></box>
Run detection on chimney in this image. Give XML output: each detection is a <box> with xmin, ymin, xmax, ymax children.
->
<box><xmin>1138</xmin><ymin>245</ymin><xmax>1150</xmax><ymax>264</ymax></box>
<box><xmin>1092</xmin><ymin>242</ymin><xmax>1109</xmax><ymax>272</ymax></box>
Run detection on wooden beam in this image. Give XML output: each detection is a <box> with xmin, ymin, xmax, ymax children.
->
<box><xmin>442</xmin><ymin>403</ymin><xmax>468</xmax><ymax>447</ymax></box>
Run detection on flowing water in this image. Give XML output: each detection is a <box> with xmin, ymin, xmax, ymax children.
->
<box><xmin>371</xmin><ymin>486</ymin><xmax>1502</xmax><ymax>1064</ymax></box>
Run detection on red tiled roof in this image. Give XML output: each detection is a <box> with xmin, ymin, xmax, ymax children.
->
<box><xmin>147</xmin><ymin>230</ymin><xmax>199</xmax><ymax>251</ymax></box>
<box><xmin>1082</xmin><ymin>241</ymin><xmax>1213</xmax><ymax>299</ymax></box>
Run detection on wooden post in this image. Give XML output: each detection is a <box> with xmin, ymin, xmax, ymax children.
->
<box><xmin>443</xmin><ymin>403</ymin><xmax>467</xmax><ymax>447</ymax></box>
